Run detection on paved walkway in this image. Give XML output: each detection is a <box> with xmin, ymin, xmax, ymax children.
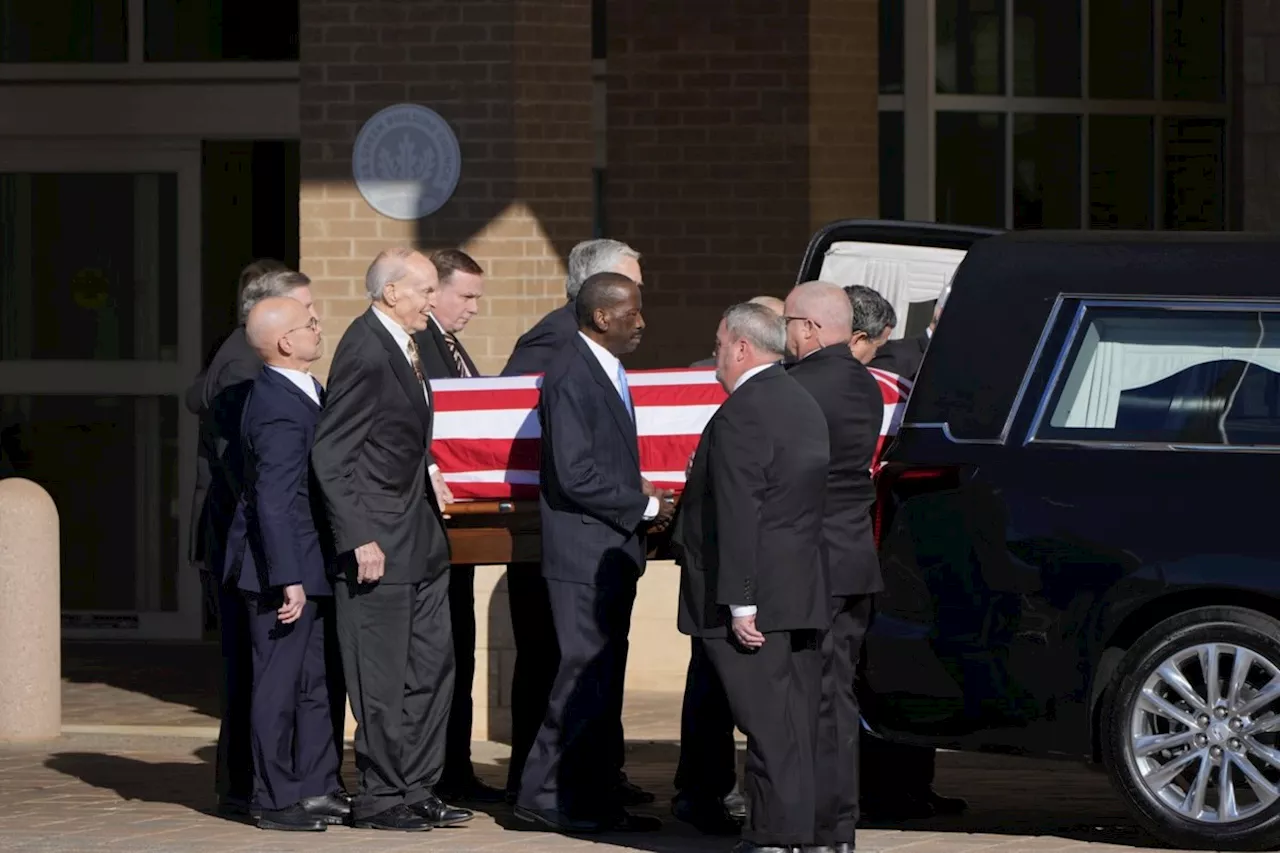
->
<box><xmin>0</xmin><ymin>642</ymin><xmax>1202</xmax><ymax>852</ymax></box>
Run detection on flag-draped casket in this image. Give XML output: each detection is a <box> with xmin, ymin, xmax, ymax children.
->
<box><xmin>429</xmin><ymin>367</ymin><xmax>912</xmax><ymax>502</ymax></box>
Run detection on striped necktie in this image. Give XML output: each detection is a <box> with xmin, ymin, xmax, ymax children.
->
<box><xmin>445</xmin><ymin>333</ymin><xmax>472</xmax><ymax>378</ymax></box>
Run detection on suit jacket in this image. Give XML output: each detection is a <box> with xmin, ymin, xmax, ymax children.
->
<box><xmin>311</xmin><ymin>308</ymin><xmax>449</xmax><ymax>585</ymax></box>
<box><xmin>414</xmin><ymin>321</ymin><xmax>479</xmax><ymax>380</ymax></box>
<box><xmin>786</xmin><ymin>344</ymin><xmax>885</xmax><ymax>597</ymax></box>
<box><xmin>672</xmin><ymin>364</ymin><xmax>831</xmax><ymax>637</ymax></box>
<box><xmin>194</xmin><ymin>327</ymin><xmax>263</xmax><ymax>571</ymax></box>
<box><xmin>870</xmin><ymin>334</ymin><xmax>928</xmax><ymax>379</ymax></box>
<box><xmin>184</xmin><ymin>328</ymin><xmax>236</xmax><ymax>565</ymax></box>
<box><xmin>538</xmin><ymin>334</ymin><xmax>649</xmax><ymax>586</ymax></box>
<box><xmin>501</xmin><ymin>303</ymin><xmax>577</xmax><ymax>376</ymax></box>
<box><xmin>225</xmin><ymin>367</ymin><xmax>333</xmax><ymax>597</ymax></box>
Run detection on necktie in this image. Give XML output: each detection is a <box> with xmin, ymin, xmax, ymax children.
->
<box><xmin>616</xmin><ymin>362</ymin><xmax>634</xmax><ymax>421</ymax></box>
<box><xmin>406</xmin><ymin>337</ymin><xmax>426</xmax><ymax>384</ymax></box>
<box><xmin>445</xmin><ymin>333</ymin><xmax>472</xmax><ymax>378</ymax></box>
<box><xmin>312</xmin><ymin>377</ymin><xmax>325</xmax><ymax>406</ymax></box>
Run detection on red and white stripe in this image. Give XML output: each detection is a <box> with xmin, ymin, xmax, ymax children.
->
<box><xmin>430</xmin><ymin>366</ymin><xmax>912</xmax><ymax>501</ymax></box>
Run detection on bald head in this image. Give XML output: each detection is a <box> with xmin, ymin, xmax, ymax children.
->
<box><xmin>246</xmin><ymin>296</ymin><xmax>323</xmax><ymax>367</ymax></box>
<box><xmin>783</xmin><ymin>280</ymin><xmax>853</xmax><ymax>360</ymax></box>
<box><xmin>748</xmin><ymin>295</ymin><xmax>785</xmax><ymax>315</ymax></box>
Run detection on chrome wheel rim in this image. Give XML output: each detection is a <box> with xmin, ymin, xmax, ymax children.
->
<box><xmin>1129</xmin><ymin>642</ymin><xmax>1280</xmax><ymax>824</ymax></box>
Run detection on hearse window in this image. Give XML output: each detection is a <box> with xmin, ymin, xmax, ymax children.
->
<box><xmin>1039</xmin><ymin>307</ymin><xmax>1280</xmax><ymax>447</ymax></box>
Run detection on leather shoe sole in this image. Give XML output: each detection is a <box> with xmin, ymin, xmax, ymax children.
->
<box><xmin>513</xmin><ymin>804</ymin><xmax>603</xmax><ymax>834</ymax></box>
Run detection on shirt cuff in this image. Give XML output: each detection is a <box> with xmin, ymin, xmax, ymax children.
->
<box><xmin>642</xmin><ymin>496</ymin><xmax>659</xmax><ymax>520</ymax></box>
<box><xmin>428</xmin><ymin>464</ymin><xmax>440</xmax><ymax>477</ymax></box>
<box><xmin>730</xmin><ymin>605</ymin><xmax>758</xmax><ymax>618</ymax></box>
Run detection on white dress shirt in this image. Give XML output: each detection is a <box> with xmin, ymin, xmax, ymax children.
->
<box><xmin>268</xmin><ymin>365</ymin><xmax>321</xmax><ymax>407</ymax></box>
<box><xmin>727</xmin><ymin>360</ymin><xmax>778</xmax><ymax>619</ymax></box>
<box><xmin>371</xmin><ymin>305</ymin><xmax>439</xmax><ymax>476</ymax></box>
<box><xmin>577</xmin><ymin>332</ymin><xmax>659</xmax><ymax>521</ymax></box>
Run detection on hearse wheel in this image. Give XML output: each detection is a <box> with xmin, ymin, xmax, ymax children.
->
<box><xmin>1102</xmin><ymin>607</ymin><xmax>1280</xmax><ymax>851</ymax></box>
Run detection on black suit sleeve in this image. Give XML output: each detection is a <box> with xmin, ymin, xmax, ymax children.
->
<box><xmin>248</xmin><ymin>413</ymin><xmax>309</xmax><ymax>588</ymax></box>
<box><xmin>708</xmin><ymin>409</ymin><xmax>770</xmax><ymax>608</ymax></box>
<box><xmin>542</xmin><ymin>378</ymin><xmax>648</xmax><ymax>531</ymax></box>
<box><xmin>184</xmin><ymin>371</ymin><xmax>207</xmax><ymax>415</ymax></box>
<box><xmin>204</xmin><ymin>349</ymin><xmax>261</xmax><ymax>410</ymax></box>
<box><xmin>501</xmin><ymin>327</ymin><xmax>553</xmax><ymax>377</ymax></box>
<box><xmin>311</xmin><ymin>352</ymin><xmax>380</xmax><ymax>555</ymax></box>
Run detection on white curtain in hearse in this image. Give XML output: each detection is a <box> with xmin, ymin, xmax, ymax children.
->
<box><xmin>818</xmin><ymin>242</ymin><xmax>966</xmax><ymax>339</ymax></box>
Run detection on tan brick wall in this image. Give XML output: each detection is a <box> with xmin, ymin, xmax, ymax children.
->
<box><xmin>298</xmin><ymin>0</ymin><xmax>595</xmax><ymax>380</ymax></box>
<box><xmin>605</xmin><ymin>0</ymin><xmax>879</xmax><ymax>369</ymax></box>
<box><xmin>1243</xmin><ymin>0</ymin><xmax>1280</xmax><ymax>230</ymax></box>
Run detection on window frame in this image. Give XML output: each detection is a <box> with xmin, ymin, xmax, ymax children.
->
<box><xmin>1023</xmin><ymin>298</ymin><xmax>1280</xmax><ymax>453</ymax></box>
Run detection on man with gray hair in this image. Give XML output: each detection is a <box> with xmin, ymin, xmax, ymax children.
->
<box><xmin>672</xmin><ymin>301</ymin><xmax>831</xmax><ymax>851</ymax></box>
<box><xmin>501</xmin><ymin>238</ymin><xmax>642</xmax><ymax>377</ymax></box>
<box><xmin>843</xmin><ymin>284</ymin><xmax>898</xmax><ymax>367</ymax></box>
<box><xmin>188</xmin><ymin>264</ymin><xmax>319</xmax><ymax>819</ymax></box>
<box><xmin>784</xmin><ymin>281</ymin><xmax>885</xmax><ymax>853</ymax></box>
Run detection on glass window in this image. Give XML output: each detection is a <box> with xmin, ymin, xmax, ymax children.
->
<box><xmin>1041</xmin><ymin>307</ymin><xmax>1280</xmax><ymax>447</ymax></box>
<box><xmin>1163</xmin><ymin>0</ymin><xmax>1225</xmax><ymax>102</ymax></box>
<box><xmin>936</xmin><ymin>112</ymin><xmax>1006</xmax><ymax>228</ymax></box>
<box><xmin>1013</xmin><ymin>0</ymin><xmax>1081</xmax><ymax>97</ymax></box>
<box><xmin>0</xmin><ymin>173</ymin><xmax>179</xmax><ymax>360</ymax></box>
<box><xmin>0</xmin><ymin>395</ymin><xmax>180</xmax><ymax>611</ymax></box>
<box><xmin>880</xmin><ymin>112</ymin><xmax>905</xmax><ymax>220</ymax></box>
<box><xmin>937</xmin><ymin>0</ymin><xmax>1005</xmax><ymax>95</ymax></box>
<box><xmin>1089</xmin><ymin>116</ymin><xmax>1154</xmax><ymax>229</ymax></box>
<box><xmin>1090</xmin><ymin>0</ymin><xmax>1154</xmax><ymax>99</ymax></box>
<box><xmin>1164</xmin><ymin>118</ymin><xmax>1225</xmax><ymax>230</ymax></box>
<box><xmin>0</xmin><ymin>1</ymin><xmax>127</xmax><ymax>62</ymax></box>
<box><xmin>880</xmin><ymin>0</ymin><xmax>904</xmax><ymax>94</ymax></box>
<box><xmin>145</xmin><ymin>0</ymin><xmax>299</xmax><ymax>61</ymax></box>
<box><xmin>1014</xmin><ymin>115</ymin><xmax>1082</xmax><ymax>228</ymax></box>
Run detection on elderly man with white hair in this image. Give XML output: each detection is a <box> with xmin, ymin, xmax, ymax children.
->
<box><xmin>311</xmin><ymin>248</ymin><xmax>471</xmax><ymax>833</ymax></box>
<box><xmin>672</xmin><ymin>301</ymin><xmax>832</xmax><ymax>853</ymax></box>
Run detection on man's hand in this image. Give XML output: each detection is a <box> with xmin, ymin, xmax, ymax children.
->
<box><xmin>685</xmin><ymin>451</ymin><xmax>695</xmax><ymax>479</ymax></box>
<box><xmin>655</xmin><ymin>490</ymin><xmax>676</xmax><ymax>523</ymax></box>
<box><xmin>731</xmin><ymin>614</ymin><xmax>766</xmax><ymax>650</ymax></box>
<box><xmin>642</xmin><ymin>478</ymin><xmax>658</xmax><ymax>498</ymax></box>
<box><xmin>278</xmin><ymin>584</ymin><xmax>306</xmax><ymax>624</ymax></box>
<box><xmin>430</xmin><ymin>468</ymin><xmax>454</xmax><ymax>519</ymax></box>
<box><xmin>354</xmin><ymin>541</ymin><xmax>385</xmax><ymax>584</ymax></box>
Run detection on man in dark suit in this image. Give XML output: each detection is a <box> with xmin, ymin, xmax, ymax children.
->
<box><xmin>410</xmin><ymin>248</ymin><xmax>503</xmax><ymax>805</ymax></box>
<box><xmin>784</xmin><ymin>281</ymin><xmax>885</xmax><ymax>853</ymax></box>
<box><xmin>672</xmin><ymin>301</ymin><xmax>831</xmax><ymax>853</ymax></box>
<box><xmin>189</xmin><ymin>264</ymin><xmax>331</xmax><ymax>818</ymax></box>
<box><xmin>500</xmin><ymin>238</ymin><xmax>654</xmax><ymax>809</ymax></box>
<box><xmin>515</xmin><ymin>272</ymin><xmax>673</xmax><ymax>834</ymax></box>
<box><xmin>224</xmin><ymin>297</ymin><xmax>347</xmax><ymax>832</ymax></box>
<box><xmin>311</xmin><ymin>248</ymin><xmax>470</xmax><ymax>832</ymax></box>
<box><xmin>672</xmin><ymin>291</ymin><xmax>786</xmax><ymax>835</ymax></box>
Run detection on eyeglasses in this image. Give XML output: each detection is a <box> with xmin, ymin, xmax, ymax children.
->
<box><xmin>285</xmin><ymin>317</ymin><xmax>320</xmax><ymax>335</ymax></box>
<box><xmin>783</xmin><ymin>315</ymin><xmax>823</xmax><ymax>329</ymax></box>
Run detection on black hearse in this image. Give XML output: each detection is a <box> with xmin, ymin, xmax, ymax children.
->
<box><xmin>800</xmin><ymin>223</ymin><xmax>1280</xmax><ymax>851</ymax></box>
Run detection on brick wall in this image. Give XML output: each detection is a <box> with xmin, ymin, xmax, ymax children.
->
<box><xmin>298</xmin><ymin>0</ymin><xmax>595</xmax><ymax>379</ymax></box>
<box><xmin>1243</xmin><ymin>0</ymin><xmax>1280</xmax><ymax>230</ymax></box>
<box><xmin>605</xmin><ymin>0</ymin><xmax>879</xmax><ymax>369</ymax></box>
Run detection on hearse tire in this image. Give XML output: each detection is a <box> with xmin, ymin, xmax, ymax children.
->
<box><xmin>1100</xmin><ymin>606</ymin><xmax>1280</xmax><ymax>852</ymax></box>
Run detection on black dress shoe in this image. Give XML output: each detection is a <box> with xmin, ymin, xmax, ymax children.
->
<box><xmin>435</xmin><ymin>775</ymin><xmax>506</xmax><ymax>804</ymax></box>
<box><xmin>513</xmin><ymin>804</ymin><xmax>605</xmax><ymax>833</ymax></box>
<box><xmin>616</xmin><ymin>777</ymin><xmax>655</xmax><ymax>806</ymax></box>
<box><xmin>299</xmin><ymin>792</ymin><xmax>351</xmax><ymax>825</ymax></box>
<box><xmin>672</xmin><ymin>795</ymin><xmax>743</xmax><ymax>836</ymax></box>
<box><xmin>723</xmin><ymin>790</ymin><xmax>748</xmax><ymax>819</ymax></box>
<box><xmin>927</xmin><ymin>790</ymin><xmax>967</xmax><ymax>814</ymax></box>
<box><xmin>802</xmin><ymin>845</ymin><xmax>854</xmax><ymax>853</ymax></box>
<box><xmin>351</xmin><ymin>803</ymin><xmax>433</xmax><ymax>831</ymax></box>
<box><xmin>215</xmin><ymin>795</ymin><xmax>251</xmax><ymax>818</ymax></box>
<box><xmin>257</xmin><ymin>803</ymin><xmax>327</xmax><ymax>832</ymax></box>
<box><xmin>605</xmin><ymin>809</ymin><xmax>663</xmax><ymax>832</ymax></box>
<box><xmin>411</xmin><ymin>793</ymin><xmax>473</xmax><ymax>827</ymax></box>
<box><xmin>732</xmin><ymin>842</ymin><xmax>796</xmax><ymax>853</ymax></box>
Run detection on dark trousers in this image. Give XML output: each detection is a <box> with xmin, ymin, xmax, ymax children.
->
<box><xmin>517</xmin><ymin>578</ymin><xmax>635</xmax><ymax>818</ymax></box>
<box><xmin>505</xmin><ymin>563</ymin><xmax>560</xmax><ymax>793</ymax></box>
<box><xmin>442</xmin><ymin>565</ymin><xmax>476</xmax><ymax>786</ymax></box>
<box><xmin>206</xmin><ymin>570</ymin><xmax>253</xmax><ymax>804</ymax></box>
<box><xmin>673</xmin><ymin>636</ymin><xmax>737</xmax><ymax>802</ymax></box>
<box><xmin>815</xmin><ymin>595</ymin><xmax>873</xmax><ymax>845</ymax></box>
<box><xmin>319</xmin><ymin>597</ymin><xmax>346</xmax><ymax>779</ymax></box>
<box><xmin>334</xmin><ymin>571</ymin><xmax>455</xmax><ymax>820</ymax></box>
<box><xmin>244</xmin><ymin>593</ymin><xmax>341</xmax><ymax>812</ymax></box>
<box><xmin>706</xmin><ymin>629</ymin><xmax>823</xmax><ymax>847</ymax></box>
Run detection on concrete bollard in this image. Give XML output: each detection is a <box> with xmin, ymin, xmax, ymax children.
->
<box><xmin>0</xmin><ymin>478</ymin><xmax>60</xmax><ymax>742</ymax></box>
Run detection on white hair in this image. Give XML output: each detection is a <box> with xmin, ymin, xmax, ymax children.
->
<box><xmin>238</xmin><ymin>270</ymin><xmax>310</xmax><ymax>323</ymax></box>
<box><xmin>723</xmin><ymin>302</ymin><xmax>786</xmax><ymax>356</ymax></box>
<box><xmin>365</xmin><ymin>248</ymin><xmax>416</xmax><ymax>301</ymax></box>
<box><xmin>566</xmin><ymin>239</ymin><xmax>641</xmax><ymax>300</ymax></box>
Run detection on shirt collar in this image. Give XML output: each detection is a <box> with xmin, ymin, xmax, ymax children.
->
<box><xmin>429</xmin><ymin>313</ymin><xmax>447</xmax><ymax>336</ymax></box>
<box><xmin>732</xmin><ymin>362</ymin><xmax>775</xmax><ymax>393</ymax></box>
<box><xmin>267</xmin><ymin>364</ymin><xmax>319</xmax><ymax>403</ymax></box>
<box><xmin>578</xmin><ymin>331</ymin><xmax>621</xmax><ymax>375</ymax></box>
<box><xmin>372</xmin><ymin>304</ymin><xmax>412</xmax><ymax>350</ymax></box>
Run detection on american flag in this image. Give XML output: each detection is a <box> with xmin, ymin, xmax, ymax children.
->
<box><xmin>430</xmin><ymin>366</ymin><xmax>912</xmax><ymax>502</ymax></box>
